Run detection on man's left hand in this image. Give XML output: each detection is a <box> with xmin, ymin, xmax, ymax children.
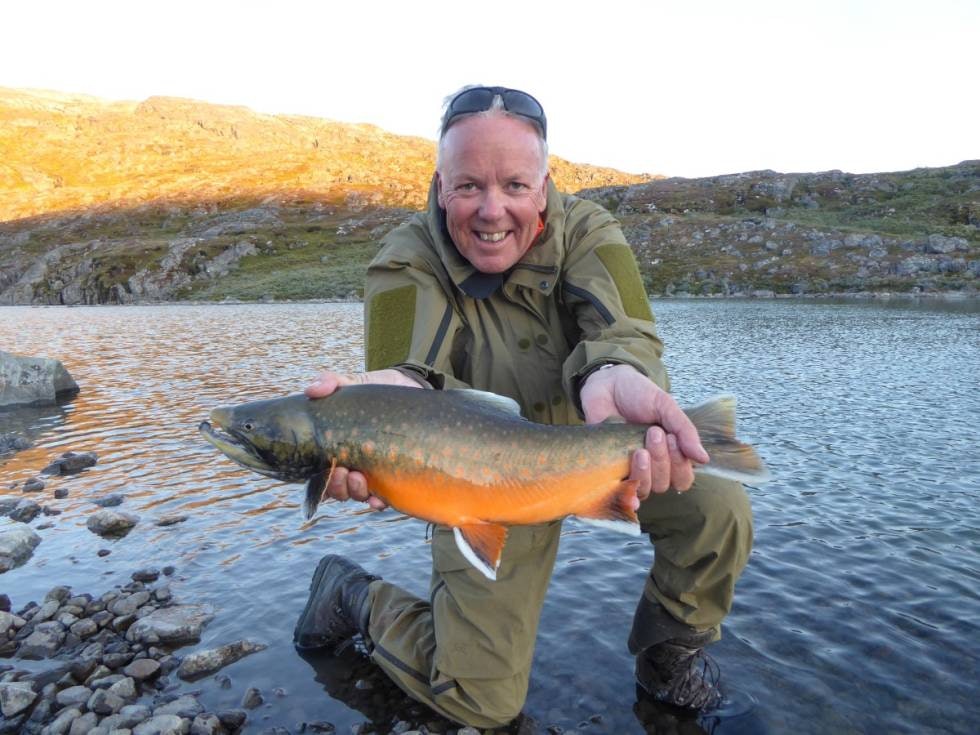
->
<box><xmin>580</xmin><ymin>364</ymin><xmax>709</xmax><ymax>500</ymax></box>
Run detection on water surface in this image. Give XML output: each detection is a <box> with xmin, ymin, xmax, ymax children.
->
<box><xmin>1</xmin><ymin>299</ymin><xmax>978</xmax><ymax>733</ymax></box>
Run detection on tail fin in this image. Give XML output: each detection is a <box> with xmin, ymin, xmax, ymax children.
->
<box><xmin>685</xmin><ymin>396</ymin><xmax>770</xmax><ymax>484</ymax></box>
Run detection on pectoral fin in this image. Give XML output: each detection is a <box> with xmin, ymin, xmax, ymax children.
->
<box><xmin>453</xmin><ymin>523</ymin><xmax>509</xmax><ymax>581</ymax></box>
<box><xmin>303</xmin><ymin>458</ymin><xmax>337</xmax><ymax>520</ymax></box>
<box><xmin>574</xmin><ymin>479</ymin><xmax>642</xmax><ymax>536</ymax></box>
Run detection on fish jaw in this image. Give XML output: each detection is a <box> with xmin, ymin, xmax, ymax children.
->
<box><xmin>198</xmin><ymin>420</ymin><xmax>283</xmax><ymax>479</ymax></box>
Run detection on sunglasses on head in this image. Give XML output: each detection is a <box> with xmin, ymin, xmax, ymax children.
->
<box><xmin>442</xmin><ymin>86</ymin><xmax>547</xmax><ymax>140</ymax></box>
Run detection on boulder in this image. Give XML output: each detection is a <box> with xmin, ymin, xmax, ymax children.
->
<box><xmin>42</xmin><ymin>451</ymin><xmax>98</xmax><ymax>476</ymax></box>
<box><xmin>127</xmin><ymin>604</ymin><xmax>215</xmax><ymax>645</ymax></box>
<box><xmin>86</xmin><ymin>509</ymin><xmax>140</xmax><ymax>537</ymax></box>
<box><xmin>0</xmin><ymin>433</ymin><xmax>32</xmax><ymax>454</ymax></box>
<box><xmin>9</xmin><ymin>498</ymin><xmax>42</xmax><ymax>523</ymax></box>
<box><xmin>0</xmin><ymin>350</ymin><xmax>78</xmax><ymax>407</ymax></box>
<box><xmin>18</xmin><ymin>620</ymin><xmax>67</xmax><ymax>659</ymax></box>
<box><xmin>176</xmin><ymin>639</ymin><xmax>268</xmax><ymax>680</ymax></box>
<box><xmin>0</xmin><ymin>681</ymin><xmax>37</xmax><ymax>718</ymax></box>
<box><xmin>0</xmin><ymin>525</ymin><xmax>41</xmax><ymax>571</ymax></box>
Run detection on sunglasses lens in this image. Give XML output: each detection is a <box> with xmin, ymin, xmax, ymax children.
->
<box><xmin>444</xmin><ymin>87</ymin><xmax>547</xmax><ymax>138</ymax></box>
<box><xmin>451</xmin><ymin>88</ymin><xmax>497</xmax><ymax>115</ymax></box>
<box><xmin>501</xmin><ymin>90</ymin><xmax>543</xmax><ymax>119</ymax></box>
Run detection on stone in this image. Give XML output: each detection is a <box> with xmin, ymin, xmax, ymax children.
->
<box><xmin>176</xmin><ymin>639</ymin><xmax>268</xmax><ymax>680</ymax></box>
<box><xmin>217</xmin><ymin>710</ymin><xmax>247</xmax><ymax>731</ymax></box>
<box><xmin>241</xmin><ymin>687</ymin><xmax>263</xmax><ymax>709</ymax></box>
<box><xmin>0</xmin><ymin>526</ymin><xmax>41</xmax><ymax>569</ymax></box>
<box><xmin>70</xmin><ymin>617</ymin><xmax>99</xmax><ymax>639</ymax></box>
<box><xmin>133</xmin><ymin>713</ymin><xmax>191</xmax><ymax>735</ymax></box>
<box><xmin>189</xmin><ymin>713</ymin><xmax>222</xmax><ymax>735</ymax></box>
<box><xmin>132</xmin><ymin>568</ymin><xmax>160</xmax><ymax>583</ymax></box>
<box><xmin>122</xmin><ymin>658</ymin><xmax>161</xmax><ymax>681</ymax></box>
<box><xmin>107</xmin><ymin>676</ymin><xmax>137</xmax><ymax>701</ymax></box>
<box><xmin>22</xmin><ymin>477</ymin><xmax>45</xmax><ymax>493</ymax></box>
<box><xmin>54</xmin><ymin>487</ymin><xmax>70</xmax><ymax>499</ymax></box>
<box><xmin>0</xmin><ymin>350</ymin><xmax>78</xmax><ymax>408</ymax></box>
<box><xmin>155</xmin><ymin>515</ymin><xmax>187</xmax><ymax>527</ymax></box>
<box><xmin>41</xmin><ymin>451</ymin><xmax>98</xmax><ymax>476</ymax></box>
<box><xmin>17</xmin><ymin>620</ymin><xmax>66</xmax><ymax>659</ymax></box>
<box><xmin>88</xmin><ymin>687</ymin><xmax>126</xmax><ymax>715</ymax></box>
<box><xmin>46</xmin><ymin>706</ymin><xmax>83</xmax><ymax>735</ymax></box>
<box><xmin>0</xmin><ymin>433</ymin><xmax>32</xmax><ymax>453</ymax></box>
<box><xmin>109</xmin><ymin>591</ymin><xmax>151</xmax><ymax>617</ymax></box>
<box><xmin>92</xmin><ymin>494</ymin><xmax>125</xmax><ymax>508</ymax></box>
<box><xmin>69</xmin><ymin>711</ymin><xmax>100</xmax><ymax>735</ymax></box>
<box><xmin>87</xmin><ymin>509</ymin><xmax>140</xmax><ymax>537</ymax></box>
<box><xmin>0</xmin><ymin>681</ymin><xmax>36</xmax><ymax>717</ymax></box>
<box><xmin>9</xmin><ymin>499</ymin><xmax>42</xmax><ymax>523</ymax></box>
<box><xmin>154</xmin><ymin>694</ymin><xmax>204</xmax><ymax>719</ymax></box>
<box><xmin>56</xmin><ymin>684</ymin><xmax>93</xmax><ymax>708</ymax></box>
<box><xmin>118</xmin><ymin>703</ymin><xmax>153</xmax><ymax>725</ymax></box>
<box><xmin>127</xmin><ymin>605</ymin><xmax>214</xmax><ymax>646</ymax></box>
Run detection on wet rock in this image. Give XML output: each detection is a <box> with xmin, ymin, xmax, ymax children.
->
<box><xmin>88</xmin><ymin>687</ymin><xmax>126</xmax><ymax>715</ymax></box>
<box><xmin>0</xmin><ymin>351</ymin><xmax>78</xmax><ymax>408</ymax></box>
<box><xmin>176</xmin><ymin>639</ymin><xmax>268</xmax><ymax>680</ymax></box>
<box><xmin>241</xmin><ymin>687</ymin><xmax>263</xmax><ymax>709</ymax></box>
<box><xmin>69</xmin><ymin>617</ymin><xmax>99</xmax><ymax>639</ymax></box>
<box><xmin>156</xmin><ymin>515</ymin><xmax>188</xmax><ymax>527</ymax></box>
<box><xmin>0</xmin><ymin>526</ymin><xmax>41</xmax><ymax>570</ymax></box>
<box><xmin>154</xmin><ymin>693</ymin><xmax>204</xmax><ymax>718</ymax></box>
<box><xmin>0</xmin><ymin>594</ymin><xmax>10</xmax><ymax>612</ymax></box>
<box><xmin>9</xmin><ymin>498</ymin><xmax>42</xmax><ymax>523</ymax></box>
<box><xmin>108</xmin><ymin>676</ymin><xmax>138</xmax><ymax>700</ymax></box>
<box><xmin>86</xmin><ymin>509</ymin><xmax>140</xmax><ymax>538</ymax></box>
<box><xmin>127</xmin><ymin>605</ymin><xmax>214</xmax><ymax>646</ymax></box>
<box><xmin>190</xmin><ymin>713</ymin><xmax>223</xmax><ymax>735</ymax></box>
<box><xmin>154</xmin><ymin>586</ymin><xmax>172</xmax><ymax>604</ymax></box>
<box><xmin>110</xmin><ymin>591</ymin><xmax>152</xmax><ymax>617</ymax></box>
<box><xmin>0</xmin><ymin>681</ymin><xmax>37</xmax><ymax>717</ymax></box>
<box><xmin>0</xmin><ymin>433</ymin><xmax>32</xmax><ymax>454</ymax></box>
<box><xmin>133</xmin><ymin>713</ymin><xmax>191</xmax><ymax>735</ymax></box>
<box><xmin>53</xmin><ymin>487</ymin><xmax>69</xmax><ymax>499</ymax></box>
<box><xmin>92</xmin><ymin>494</ymin><xmax>125</xmax><ymax>508</ymax></box>
<box><xmin>123</xmin><ymin>657</ymin><xmax>161</xmax><ymax>681</ymax></box>
<box><xmin>69</xmin><ymin>711</ymin><xmax>99</xmax><ymax>734</ymax></box>
<box><xmin>22</xmin><ymin>477</ymin><xmax>45</xmax><ymax>493</ymax></box>
<box><xmin>117</xmin><ymin>703</ymin><xmax>153</xmax><ymax>725</ymax></box>
<box><xmin>133</xmin><ymin>568</ymin><xmax>161</xmax><ymax>583</ymax></box>
<box><xmin>56</xmin><ymin>684</ymin><xmax>93</xmax><ymax>708</ymax></box>
<box><xmin>17</xmin><ymin>621</ymin><xmax>66</xmax><ymax>659</ymax></box>
<box><xmin>42</xmin><ymin>451</ymin><xmax>98</xmax><ymax>476</ymax></box>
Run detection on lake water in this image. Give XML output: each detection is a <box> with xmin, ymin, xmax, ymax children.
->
<box><xmin>1</xmin><ymin>299</ymin><xmax>978</xmax><ymax>734</ymax></box>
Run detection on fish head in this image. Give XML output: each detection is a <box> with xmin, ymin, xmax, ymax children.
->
<box><xmin>199</xmin><ymin>395</ymin><xmax>324</xmax><ymax>482</ymax></box>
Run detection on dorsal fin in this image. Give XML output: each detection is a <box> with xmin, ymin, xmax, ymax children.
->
<box><xmin>448</xmin><ymin>389</ymin><xmax>523</xmax><ymax>417</ymax></box>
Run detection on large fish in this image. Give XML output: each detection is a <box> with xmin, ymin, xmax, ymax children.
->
<box><xmin>199</xmin><ymin>385</ymin><xmax>768</xmax><ymax>580</ymax></box>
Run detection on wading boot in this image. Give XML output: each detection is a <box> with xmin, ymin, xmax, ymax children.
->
<box><xmin>635</xmin><ymin>629</ymin><xmax>724</xmax><ymax>711</ymax></box>
<box><xmin>293</xmin><ymin>554</ymin><xmax>380</xmax><ymax>651</ymax></box>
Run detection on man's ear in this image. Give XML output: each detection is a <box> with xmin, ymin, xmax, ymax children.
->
<box><xmin>436</xmin><ymin>172</ymin><xmax>446</xmax><ymax>209</ymax></box>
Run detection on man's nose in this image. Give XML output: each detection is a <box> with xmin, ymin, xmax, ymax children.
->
<box><xmin>478</xmin><ymin>187</ymin><xmax>505</xmax><ymax>220</ymax></box>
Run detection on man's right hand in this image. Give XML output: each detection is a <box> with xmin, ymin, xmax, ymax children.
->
<box><xmin>305</xmin><ymin>369</ymin><xmax>425</xmax><ymax>510</ymax></box>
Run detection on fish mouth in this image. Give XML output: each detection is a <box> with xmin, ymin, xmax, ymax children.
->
<box><xmin>198</xmin><ymin>420</ymin><xmax>282</xmax><ymax>478</ymax></box>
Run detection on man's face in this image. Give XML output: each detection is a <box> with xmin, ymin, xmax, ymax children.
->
<box><xmin>436</xmin><ymin>115</ymin><xmax>548</xmax><ymax>274</ymax></box>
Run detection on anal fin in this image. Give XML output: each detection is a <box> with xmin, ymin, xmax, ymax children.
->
<box><xmin>303</xmin><ymin>458</ymin><xmax>336</xmax><ymax>520</ymax></box>
<box><xmin>453</xmin><ymin>523</ymin><xmax>509</xmax><ymax>581</ymax></box>
<box><xmin>574</xmin><ymin>479</ymin><xmax>641</xmax><ymax>536</ymax></box>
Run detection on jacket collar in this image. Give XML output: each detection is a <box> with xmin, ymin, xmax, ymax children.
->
<box><xmin>424</xmin><ymin>175</ymin><xmax>565</xmax><ymax>299</ymax></box>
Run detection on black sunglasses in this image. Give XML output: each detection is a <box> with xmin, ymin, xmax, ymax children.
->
<box><xmin>442</xmin><ymin>86</ymin><xmax>547</xmax><ymax>140</ymax></box>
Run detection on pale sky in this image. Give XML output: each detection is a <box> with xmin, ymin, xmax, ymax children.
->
<box><xmin>4</xmin><ymin>0</ymin><xmax>977</xmax><ymax>178</ymax></box>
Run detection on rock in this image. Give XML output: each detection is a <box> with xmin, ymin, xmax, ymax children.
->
<box><xmin>0</xmin><ymin>351</ymin><xmax>78</xmax><ymax>408</ymax></box>
<box><xmin>155</xmin><ymin>515</ymin><xmax>188</xmax><ymax>527</ymax></box>
<box><xmin>0</xmin><ymin>681</ymin><xmax>36</xmax><ymax>717</ymax></box>
<box><xmin>17</xmin><ymin>620</ymin><xmax>66</xmax><ymax>659</ymax></box>
<box><xmin>56</xmin><ymin>684</ymin><xmax>93</xmax><ymax>708</ymax></box>
<box><xmin>241</xmin><ymin>687</ymin><xmax>263</xmax><ymax>709</ymax></box>
<box><xmin>42</xmin><ymin>451</ymin><xmax>98</xmax><ymax>476</ymax></box>
<box><xmin>22</xmin><ymin>477</ymin><xmax>45</xmax><ymax>493</ymax></box>
<box><xmin>92</xmin><ymin>494</ymin><xmax>125</xmax><ymax>508</ymax></box>
<box><xmin>127</xmin><ymin>605</ymin><xmax>214</xmax><ymax>646</ymax></box>
<box><xmin>86</xmin><ymin>509</ymin><xmax>140</xmax><ymax>538</ymax></box>
<box><xmin>190</xmin><ymin>712</ymin><xmax>223</xmax><ymax>735</ymax></box>
<box><xmin>133</xmin><ymin>714</ymin><xmax>191</xmax><ymax>735</ymax></box>
<box><xmin>154</xmin><ymin>694</ymin><xmax>204</xmax><ymax>719</ymax></box>
<box><xmin>69</xmin><ymin>711</ymin><xmax>100</xmax><ymax>734</ymax></box>
<box><xmin>176</xmin><ymin>639</ymin><xmax>268</xmax><ymax>680</ymax></box>
<box><xmin>69</xmin><ymin>617</ymin><xmax>99</xmax><ymax>639</ymax></box>
<box><xmin>0</xmin><ymin>433</ymin><xmax>32</xmax><ymax>454</ymax></box>
<box><xmin>107</xmin><ymin>676</ymin><xmax>137</xmax><ymax>701</ymax></box>
<box><xmin>217</xmin><ymin>710</ymin><xmax>247</xmax><ymax>731</ymax></box>
<box><xmin>9</xmin><ymin>498</ymin><xmax>42</xmax><ymax>523</ymax></box>
<box><xmin>926</xmin><ymin>234</ymin><xmax>967</xmax><ymax>254</ymax></box>
<box><xmin>109</xmin><ymin>591</ymin><xmax>151</xmax><ymax>617</ymax></box>
<box><xmin>132</xmin><ymin>568</ymin><xmax>160</xmax><ymax>583</ymax></box>
<box><xmin>0</xmin><ymin>526</ymin><xmax>41</xmax><ymax>569</ymax></box>
<box><xmin>88</xmin><ymin>687</ymin><xmax>126</xmax><ymax>715</ymax></box>
<box><xmin>46</xmin><ymin>706</ymin><xmax>82</xmax><ymax>735</ymax></box>
<box><xmin>117</xmin><ymin>703</ymin><xmax>153</xmax><ymax>726</ymax></box>
<box><xmin>123</xmin><ymin>658</ymin><xmax>161</xmax><ymax>681</ymax></box>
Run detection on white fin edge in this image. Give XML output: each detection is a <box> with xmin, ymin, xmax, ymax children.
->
<box><xmin>453</xmin><ymin>527</ymin><xmax>499</xmax><ymax>580</ymax></box>
<box><xmin>697</xmin><ymin>464</ymin><xmax>772</xmax><ymax>485</ymax></box>
<box><xmin>575</xmin><ymin>517</ymin><xmax>642</xmax><ymax>536</ymax></box>
<box><xmin>452</xmin><ymin>389</ymin><xmax>523</xmax><ymax>416</ymax></box>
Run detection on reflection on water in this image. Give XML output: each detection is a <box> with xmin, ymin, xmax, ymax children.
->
<box><xmin>1</xmin><ymin>299</ymin><xmax>978</xmax><ymax>734</ymax></box>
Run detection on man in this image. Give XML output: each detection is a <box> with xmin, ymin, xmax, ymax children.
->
<box><xmin>299</xmin><ymin>86</ymin><xmax>752</xmax><ymax>729</ymax></box>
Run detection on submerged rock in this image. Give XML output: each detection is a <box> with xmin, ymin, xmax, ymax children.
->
<box><xmin>0</xmin><ymin>350</ymin><xmax>79</xmax><ymax>407</ymax></box>
<box><xmin>0</xmin><ymin>525</ymin><xmax>41</xmax><ymax>573</ymax></box>
<box><xmin>176</xmin><ymin>639</ymin><xmax>268</xmax><ymax>680</ymax></box>
<box><xmin>0</xmin><ymin>432</ymin><xmax>32</xmax><ymax>454</ymax></box>
<box><xmin>86</xmin><ymin>509</ymin><xmax>140</xmax><ymax>537</ymax></box>
<box><xmin>42</xmin><ymin>450</ymin><xmax>98</xmax><ymax>476</ymax></box>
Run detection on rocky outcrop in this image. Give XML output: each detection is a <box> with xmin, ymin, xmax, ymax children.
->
<box><xmin>0</xmin><ymin>351</ymin><xmax>78</xmax><ymax>407</ymax></box>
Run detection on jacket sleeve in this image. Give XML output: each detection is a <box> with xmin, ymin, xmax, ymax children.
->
<box><xmin>363</xmin><ymin>222</ymin><xmax>471</xmax><ymax>390</ymax></box>
<box><xmin>559</xmin><ymin>199</ymin><xmax>670</xmax><ymax>408</ymax></box>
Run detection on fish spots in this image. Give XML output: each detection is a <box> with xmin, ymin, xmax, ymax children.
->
<box><xmin>361</xmin><ymin>441</ymin><xmax>376</xmax><ymax>457</ymax></box>
<box><xmin>338</xmin><ymin>447</ymin><xmax>349</xmax><ymax>463</ymax></box>
<box><xmin>387</xmin><ymin>448</ymin><xmax>398</xmax><ymax>462</ymax></box>
<box><xmin>536</xmin><ymin>452</ymin><xmax>548</xmax><ymax>467</ymax></box>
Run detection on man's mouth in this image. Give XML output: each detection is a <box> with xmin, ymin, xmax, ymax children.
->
<box><xmin>476</xmin><ymin>231</ymin><xmax>510</xmax><ymax>243</ymax></box>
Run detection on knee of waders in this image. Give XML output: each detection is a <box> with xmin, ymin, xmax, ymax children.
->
<box><xmin>439</xmin><ymin>675</ymin><xmax>527</xmax><ymax>730</ymax></box>
<box><xmin>691</xmin><ymin>475</ymin><xmax>754</xmax><ymax>553</ymax></box>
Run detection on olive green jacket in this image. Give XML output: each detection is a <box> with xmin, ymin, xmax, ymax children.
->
<box><xmin>364</xmin><ymin>177</ymin><xmax>668</xmax><ymax>425</ymax></box>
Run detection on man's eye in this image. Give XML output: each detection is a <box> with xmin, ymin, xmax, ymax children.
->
<box><xmin>507</xmin><ymin>182</ymin><xmax>528</xmax><ymax>191</ymax></box>
<box><xmin>457</xmin><ymin>183</ymin><xmax>477</xmax><ymax>192</ymax></box>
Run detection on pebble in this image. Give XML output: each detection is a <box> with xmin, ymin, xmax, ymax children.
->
<box><xmin>54</xmin><ymin>487</ymin><xmax>70</xmax><ymax>499</ymax></box>
<box><xmin>42</xmin><ymin>451</ymin><xmax>98</xmax><ymax>476</ymax></box>
<box><xmin>241</xmin><ymin>686</ymin><xmax>264</xmax><ymax>709</ymax></box>
<box><xmin>22</xmin><ymin>477</ymin><xmax>45</xmax><ymax>493</ymax></box>
<box><xmin>92</xmin><ymin>493</ymin><xmax>126</xmax><ymax>508</ymax></box>
<box><xmin>133</xmin><ymin>567</ymin><xmax>161</xmax><ymax>582</ymax></box>
<box><xmin>86</xmin><ymin>509</ymin><xmax>140</xmax><ymax>538</ymax></box>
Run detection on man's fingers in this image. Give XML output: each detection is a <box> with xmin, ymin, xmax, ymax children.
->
<box><xmin>646</xmin><ymin>427</ymin><xmax>671</xmax><ymax>494</ymax></box>
<box><xmin>656</xmin><ymin>397</ymin><xmax>710</xmax><ymax>465</ymax></box>
<box><xmin>347</xmin><ymin>471</ymin><xmax>370</xmax><ymax>502</ymax></box>
<box><xmin>667</xmin><ymin>434</ymin><xmax>696</xmax><ymax>492</ymax></box>
<box><xmin>325</xmin><ymin>465</ymin><xmax>350</xmax><ymax>501</ymax></box>
<box><xmin>305</xmin><ymin>371</ymin><xmax>351</xmax><ymax>398</ymax></box>
<box><xmin>630</xmin><ymin>449</ymin><xmax>651</xmax><ymax>501</ymax></box>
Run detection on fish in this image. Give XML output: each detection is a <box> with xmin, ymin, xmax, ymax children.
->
<box><xmin>199</xmin><ymin>385</ymin><xmax>768</xmax><ymax>580</ymax></box>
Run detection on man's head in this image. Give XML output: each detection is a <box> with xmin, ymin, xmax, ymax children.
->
<box><xmin>436</xmin><ymin>86</ymin><xmax>550</xmax><ymax>274</ymax></box>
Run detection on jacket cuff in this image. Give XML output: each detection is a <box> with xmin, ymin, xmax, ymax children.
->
<box><xmin>394</xmin><ymin>361</ymin><xmax>470</xmax><ymax>390</ymax></box>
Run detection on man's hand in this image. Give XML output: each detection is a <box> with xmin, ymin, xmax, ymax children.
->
<box><xmin>580</xmin><ymin>364</ymin><xmax>709</xmax><ymax>500</ymax></box>
<box><xmin>305</xmin><ymin>369</ymin><xmax>424</xmax><ymax>510</ymax></box>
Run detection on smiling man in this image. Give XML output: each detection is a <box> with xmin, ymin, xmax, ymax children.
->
<box><xmin>298</xmin><ymin>86</ymin><xmax>753</xmax><ymax>728</ymax></box>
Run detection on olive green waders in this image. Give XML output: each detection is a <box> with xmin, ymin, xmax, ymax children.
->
<box><xmin>361</xmin><ymin>474</ymin><xmax>752</xmax><ymax>729</ymax></box>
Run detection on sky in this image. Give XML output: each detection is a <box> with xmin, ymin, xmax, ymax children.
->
<box><xmin>4</xmin><ymin>0</ymin><xmax>977</xmax><ymax>178</ymax></box>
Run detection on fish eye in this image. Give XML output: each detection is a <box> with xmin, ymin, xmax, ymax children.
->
<box><xmin>243</xmin><ymin>421</ymin><xmax>254</xmax><ymax>431</ymax></box>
